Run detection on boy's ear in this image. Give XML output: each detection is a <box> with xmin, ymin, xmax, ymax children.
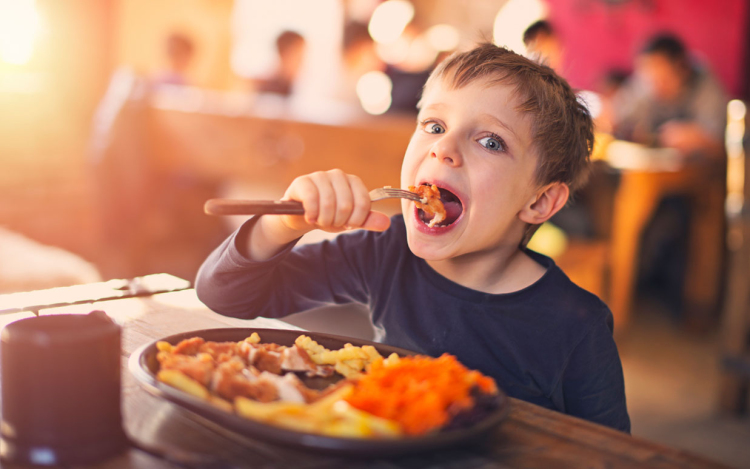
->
<box><xmin>518</xmin><ymin>183</ymin><xmax>569</xmax><ymax>225</ymax></box>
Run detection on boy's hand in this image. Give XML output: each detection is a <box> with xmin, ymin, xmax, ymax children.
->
<box><xmin>281</xmin><ymin>170</ymin><xmax>390</xmax><ymax>233</ymax></box>
<box><xmin>245</xmin><ymin>170</ymin><xmax>391</xmax><ymax>261</ymax></box>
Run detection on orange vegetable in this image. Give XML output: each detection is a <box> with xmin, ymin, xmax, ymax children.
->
<box><xmin>344</xmin><ymin>354</ymin><xmax>497</xmax><ymax>435</ymax></box>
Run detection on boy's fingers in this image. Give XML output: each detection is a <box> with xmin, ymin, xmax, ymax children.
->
<box><xmin>328</xmin><ymin>169</ymin><xmax>354</xmax><ymax>228</ymax></box>
<box><xmin>361</xmin><ymin>211</ymin><xmax>391</xmax><ymax>232</ymax></box>
<box><xmin>288</xmin><ymin>176</ymin><xmax>320</xmax><ymax>226</ymax></box>
<box><xmin>309</xmin><ymin>171</ymin><xmax>336</xmax><ymax>228</ymax></box>
<box><xmin>345</xmin><ymin>174</ymin><xmax>370</xmax><ymax>228</ymax></box>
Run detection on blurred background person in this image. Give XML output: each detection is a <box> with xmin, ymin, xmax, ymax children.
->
<box><xmin>152</xmin><ymin>32</ymin><xmax>195</xmax><ymax>87</ymax></box>
<box><xmin>611</xmin><ymin>33</ymin><xmax>727</xmax><ymax>158</ymax></box>
<box><xmin>335</xmin><ymin>21</ymin><xmax>385</xmax><ymax>106</ymax></box>
<box><xmin>523</xmin><ymin>19</ymin><xmax>563</xmax><ymax>73</ymax></box>
<box><xmin>251</xmin><ymin>30</ymin><xmax>307</xmax><ymax>96</ymax></box>
<box><xmin>383</xmin><ymin>23</ymin><xmax>435</xmax><ymax>114</ymax></box>
<box><xmin>593</xmin><ymin>69</ymin><xmax>630</xmax><ymax>134</ymax></box>
<box><xmin>609</xmin><ymin>33</ymin><xmax>728</xmax><ymax>318</ymax></box>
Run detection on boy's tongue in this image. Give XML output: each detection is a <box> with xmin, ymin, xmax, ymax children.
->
<box><xmin>421</xmin><ymin>200</ymin><xmax>462</xmax><ymax>225</ymax></box>
<box><xmin>443</xmin><ymin>201</ymin><xmax>463</xmax><ymax>222</ymax></box>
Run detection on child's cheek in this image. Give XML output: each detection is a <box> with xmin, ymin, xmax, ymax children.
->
<box><xmin>400</xmin><ymin>153</ymin><xmax>417</xmax><ymax>187</ymax></box>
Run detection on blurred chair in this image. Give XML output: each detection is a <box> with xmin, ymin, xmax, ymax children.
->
<box><xmin>718</xmin><ymin>212</ymin><xmax>750</xmax><ymax>414</ymax></box>
<box><xmin>718</xmin><ymin>100</ymin><xmax>750</xmax><ymax>414</ymax></box>
<box><xmin>531</xmin><ymin>160</ymin><xmax>620</xmax><ymax>303</ymax></box>
<box><xmin>90</xmin><ymin>69</ymin><xmax>228</xmax><ymax>281</ymax></box>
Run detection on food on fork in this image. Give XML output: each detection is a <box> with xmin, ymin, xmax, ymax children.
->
<box><xmin>154</xmin><ymin>333</ymin><xmax>501</xmax><ymax>438</ymax></box>
<box><xmin>408</xmin><ymin>184</ymin><xmax>446</xmax><ymax>227</ymax></box>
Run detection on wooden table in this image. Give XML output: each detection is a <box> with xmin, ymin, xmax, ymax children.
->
<box><xmin>1</xmin><ymin>288</ymin><xmax>730</xmax><ymax>468</ymax></box>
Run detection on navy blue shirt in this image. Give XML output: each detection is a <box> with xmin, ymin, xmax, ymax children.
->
<box><xmin>196</xmin><ymin>215</ymin><xmax>630</xmax><ymax>433</ymax></box>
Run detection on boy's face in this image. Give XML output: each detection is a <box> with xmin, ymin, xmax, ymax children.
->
<box><xmin>400</xmin><ymin>76</ymin><xmax>541</xmax><ymax>262</ymax></box>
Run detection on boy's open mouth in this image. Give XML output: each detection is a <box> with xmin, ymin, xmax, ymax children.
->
<box><xmin>417</xmin><ymin>184</ymin><xmax>463</xmax><ymax>228</ymax></box>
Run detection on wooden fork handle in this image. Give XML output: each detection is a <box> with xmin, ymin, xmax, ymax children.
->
<box><xmin>204</xmin><ymin>199</ymin><xmax>305</xmax><ymax>216</ymax></box>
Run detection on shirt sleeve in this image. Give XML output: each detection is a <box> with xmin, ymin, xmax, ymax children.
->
<box><xmin>561</xmin><ymin>313</ymin><xmax>631</xmax><ymax>433</ymax></box>
<box><xmin>194</xmin><ymin>216</ymin><xmax>372</xmax><ymax>320</ymax></box>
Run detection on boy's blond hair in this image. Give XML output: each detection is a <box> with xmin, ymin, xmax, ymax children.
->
<box><xmin>422</xmin><ymin>43</ymin><xmax>594</xmax><ymax>194</ymax></box>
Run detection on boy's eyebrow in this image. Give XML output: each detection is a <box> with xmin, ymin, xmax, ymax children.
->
<box><xmin>482</xmin><ymin>113</ymin><xmax>520</xmax><ymax>142</ymax></box>
<box><xmin>417</xmin><ymin>103</ymin><xmax>445</xmax><ymax>115</ymax></box>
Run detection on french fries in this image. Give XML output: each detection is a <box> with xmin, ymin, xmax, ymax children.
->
<box><xmin>295</xmin><ymin>336</ymin><xmax>383</xmax><ymax>378</ymax></box>
<box><xmin>243</xmin><ymin>332</ymin><xmax>261</xmax><ymax>344</ymax></box>
<box><xmin>157</xmin><ymin>369</ymin><xmax>210</xmax><ymax>400</ymax></box>
<box><xmin>156</xmin><ymin>341</ymin><xmax>173</xmax><ymax>353</ymax></box>
<box><xmin>234</xmin><ymin>384</ymin><xmax>401</xmax><ymax>438</ymax></box>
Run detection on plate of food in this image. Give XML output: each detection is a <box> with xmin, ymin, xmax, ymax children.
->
<box><xmin>128</xmin><ymin>328</ymin><xmax>510</xmax><ymax>457</ymax></box>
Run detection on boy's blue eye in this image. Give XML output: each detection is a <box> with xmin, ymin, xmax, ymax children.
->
<box><xmin>425</xmin><ymin>122</ymin><xmax>445</xmax><ymax>134</ymax></box>
<box><xmin>478</xmin><ymin>135</ymin><xmax>506</xmax><ymax>152</ymax></box>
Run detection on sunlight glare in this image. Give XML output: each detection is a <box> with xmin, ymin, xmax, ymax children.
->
<box><xmin>0</xmin><ymin>0</ymin><xmax>40</xmax><ymax>65</ymax></box>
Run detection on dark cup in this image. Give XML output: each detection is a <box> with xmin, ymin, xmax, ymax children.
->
<box><xmin>0</xmin><ymin>311</ymin><xmax>128</xmax><ymax>465</ymax></box>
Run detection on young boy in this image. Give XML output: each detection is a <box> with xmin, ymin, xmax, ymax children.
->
<box><xmin>196</xmin><ymin>43</ymin><xmax>630</xmax><ymax>433</ymax></box>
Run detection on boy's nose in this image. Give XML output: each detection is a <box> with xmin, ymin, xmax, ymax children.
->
<box><xmin>430</xmin><ymin>139</ymin><xmax>462</xmax><ymax>166</ymax></box>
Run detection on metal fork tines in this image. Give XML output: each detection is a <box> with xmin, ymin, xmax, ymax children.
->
<box><xmin>369</xmin><ymin>187</ymin><xmax>421</xmax><ymax>202</ymax></box>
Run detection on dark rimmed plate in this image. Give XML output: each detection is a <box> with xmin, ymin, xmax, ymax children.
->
<box><xmin>128</xmin><ymin>328</ymin><xmax>510</xmax><ymax>457</ymax></box>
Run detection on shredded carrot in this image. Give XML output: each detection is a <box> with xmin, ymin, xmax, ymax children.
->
<box><xmin>344</xmin><ymin>354</ymin><xmax>498</xmax><ymax>435</ymax></box>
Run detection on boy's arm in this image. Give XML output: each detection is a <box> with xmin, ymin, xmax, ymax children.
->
<box><xmin>242</xmin><ymin>169</ymin><xmax>390</xmax><ymax>262</ymax></box>
<box><xmin>561</xmin><ymin>314</ymin><xmax>631</xmax><ymax>433</ymax></box>
<box><xmin>194</xmin><ymin>216</ymin><xmax>374</xmax><ymax>320</ymax></box>
<box><xmin>195</xmin><ymin>169</ymin><xmax>391</xmax><ymax>318</ymax></box>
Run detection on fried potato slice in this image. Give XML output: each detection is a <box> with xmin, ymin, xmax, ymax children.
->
<box><xmin>156</xmin><ymin>341</ymin><xmax>173</xmax><ymax>353</ymax></box>
<box><xmin>234</xmin><ymin>384</ymin><xmax>401</xmax><ymax>438</ymax></box>
<box><xmin>208</xmin><ymin>395</ymin><xmax>234</xmax><ymax>413</ymax></box>
<box><xmin>157</xmin><ymin>369</ymin><xmax>210</xmax><ymax>400</ymax></box>
<box><xmin>243</xmin><ymin>332</ymin><xmax>261</xmax><ymax>344</ymax></box>
<box><xmin>295</xmin><ymin>335</ymin><xmax>382</xmax><ymax>377</ymax></box>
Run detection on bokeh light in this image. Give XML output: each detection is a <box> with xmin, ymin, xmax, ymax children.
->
<box><xmin>728</xmin><ymin>99</ymin><xmax>746</xmax><ymax>122</ymax></box>
<box><xmin>368</xmin><ymin>0</ymin><xmax>414</xmax><ymax>45</ymax></box>
<box><xmin>356</xmin><ymin>70</ymin><xmax>392</xmax><ymax>115</ymax></box>
<box><xmin>425</xmin><ymin>24</ymin><xmax>460</xmax><ymax>52</ymax></box>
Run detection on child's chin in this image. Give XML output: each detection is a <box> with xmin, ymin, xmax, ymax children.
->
<box><xmin>405</xmin><ymin>221</ymin><xmax>457</xmax><ymax>260</ymax></box>
<box><xmin>406</xmin><ymin>237</ymin><xmax>450</xmax><ymax>261</ymax></box>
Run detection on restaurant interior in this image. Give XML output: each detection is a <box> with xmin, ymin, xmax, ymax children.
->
<box><xmin>1</xmin><ymin>0</ymin><xmax>750</xmax><ymax>467</ymax></box>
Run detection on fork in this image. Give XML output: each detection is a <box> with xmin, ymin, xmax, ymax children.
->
<box><xmin>204</xmin><ymin>187</ymin><xmax>420</xmax><ymax>216</ymax></box>
<box><xmin>368</xmin><ymin>187</ymin><xmax>421</xmax><ymax>202</ymax></box>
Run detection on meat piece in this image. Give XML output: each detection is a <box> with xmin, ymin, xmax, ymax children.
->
<box><xmin>172</xmin><ymin>337</ymin><xmax>205</xmax><ymax>355</ymax></box>
<box><xmin>250</xmin><ymin>348</ymin><xmax>283</xmax><ymax>375</ymax></box>
<box><xmin>408</xmin><ymin>184</ymin><xmax>446</xmax><ymax>227</ymax></box>
<box><xmin>200</xmin><ymin>342</ymin><xmax>240</xmax><ymax>358</ymax></box>
<box><xmin>157</xmin><ymin>352</ymin><xmax>215</xmax><ymax>386</ymax></box>
<box><xmin>257</xmin><ymin>372</ymin><xmax>306</xmax><ymax>403</ymax></box>
<box><xmin>280</xmin><ymin>345</ymin><xmax>334</xmax><ymax>377</ymax></box>
<box><xmin>199</xmin><ymin>341</ymin><xmax>242</xmax><ymax>362</ymax></box>
<box><xmin>211</xmin><ymin>359</ymin><xmax>279</xmax><ymax>402</ymax></box>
